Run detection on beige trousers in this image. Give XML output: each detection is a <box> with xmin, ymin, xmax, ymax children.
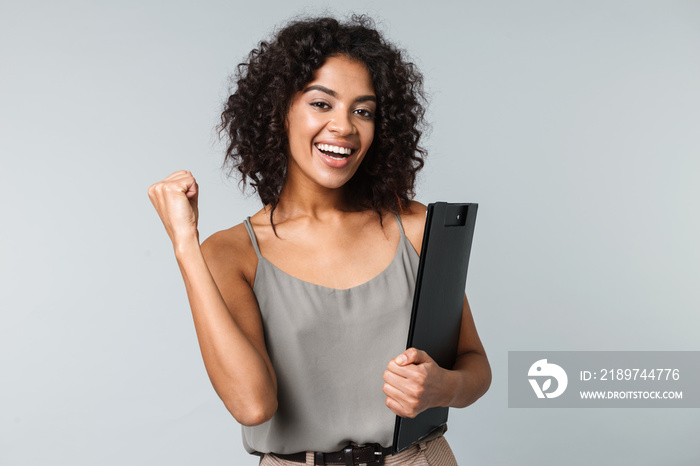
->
<box><xmin>258</xmin><ymin>435</ymin><xmax>458</xmax><ymax>466</ymax></box>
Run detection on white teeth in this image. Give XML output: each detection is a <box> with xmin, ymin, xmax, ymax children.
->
<box><xmin>316</xmin><ymin>143</ymin><xmax>352</xmax><ymax>155</ymax></box>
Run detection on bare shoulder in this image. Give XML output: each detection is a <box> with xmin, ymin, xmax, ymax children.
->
<box><xmin>400</xmin><ymin>200</ymin><xmax>428</xmax><ymax>256</ymax></box>
<box><xmin>200</xmin><ymin>222</ymin><xmax>258</xmax><ymax>287</ymax></box>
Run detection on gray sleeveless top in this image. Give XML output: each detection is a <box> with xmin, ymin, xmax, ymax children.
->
<box><xmin>241</xmin><ymin>213</ymin><xmax>420</xmax><ymax>454</ymax></box>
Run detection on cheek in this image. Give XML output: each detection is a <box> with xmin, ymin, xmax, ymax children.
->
<box><xmin>363</xmin><ymin>124</ymin><xmax>375</xmax><ymax>149</ymax></box>
<box><xmin>291</xmin><ymin>115</ymin><xmax>323</xmax><ymax>144</ymax></box>
<box><xmin>287</xmin><ymin>121</ymin><xmax>309</xmax><ymax>146</ymax></box>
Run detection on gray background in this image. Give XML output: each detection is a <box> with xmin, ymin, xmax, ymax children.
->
<box><xmin>1</xmin><ymin>1</ymin><xmax>698</xmax><ymax>465</ymax></box>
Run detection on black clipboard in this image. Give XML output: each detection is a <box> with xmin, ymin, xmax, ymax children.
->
<box><xmin>392</xmin><ymin>202</ymin><xmax>478</xmax><ymax>453</ymax></box>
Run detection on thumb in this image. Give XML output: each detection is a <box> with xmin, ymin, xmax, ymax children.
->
<box><xmin>183</xmin><ymin>172</ymin><xmax>198</xmax><ymax>198</ymax></box>
<box><xmin>394</xmin><ymin>348</ymin><xmax>428</xmax><ymax>366</ymax></box>
<box><xmin>185</xmin><ymin>181</ymin><xmax>198</xmax><ymax>200</ymax></box>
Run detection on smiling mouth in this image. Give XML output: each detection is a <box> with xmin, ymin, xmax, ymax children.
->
<box><xmin>315</xmin><ymin>143</ymin><xmax>354</xmax><ymax>159</ymax></box>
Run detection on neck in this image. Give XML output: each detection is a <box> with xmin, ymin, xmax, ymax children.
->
<box><xmin>272</xmin><ymin>175</ymin><xmax>355</xmax><ymax>223</ymax></box>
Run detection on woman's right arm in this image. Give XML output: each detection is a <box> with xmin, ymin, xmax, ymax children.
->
<box><xmin>148</xmin><ymin>171</ymin><xmax>277</xmax><ymax>426</ymax></box>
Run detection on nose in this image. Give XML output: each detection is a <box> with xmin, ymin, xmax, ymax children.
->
<box><xmin>327</xmin><ymin>110</ymin><xmax>356</xmax><ymax>136</ymax></box>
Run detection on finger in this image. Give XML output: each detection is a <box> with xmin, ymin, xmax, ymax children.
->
<box><xmin>162</xmin><ymin>175</ymin><xmax>196</xmax><ymax>196</ymax></box>
<box><xmin>386</xmin><ymin>366</ymin><xmax>427</xmax><ymax>399</ymax></box>
<box><xmin>384</xmin><ymin>392</ymin><xmax>418</xmax><ymax>419</ymax></box>
<box><xmin>383</xmin><ymin>386</ymin><xmax>412</xmax><ymax>418</ymax></box>
<box><xmin>384</xmin><ymin>395</ymin><xmax>406</xmax><ymax>417</ymax></box>
<box><xmin>383</xmin><ymin>382</ymin><xmax>409</xmax><ymax>405</ymax></box>
<box><xmin>185</xmin><ymin>180</ymin><xmax>198</xmax><ymax>199</ymax></box>
<box><xmin>149</xmin><ymin>173</ymin><xmax>194</xmax><ymax>197</ymax></box>
<box><xmin>386</xmin><ymin>359</ymin><xmax>413</xmax><ymax>377</ymax></box>
<box><xmin>166</xmin><ymin>173</ymin><xmax>196</xmax><ymax>187</ymax></box>
<box><xmin>163</xmin><ymin>170</ymin><xmax>192</xmax><ymax>181</ymax></box>
<box><xmin>383</xmin><ymin>369</ymin><xmax>410</xmax><ymax>395</ymax></box>
<box><xmin>396</xmin><ymin>348</ymin><xmax>430</xmax><ymax>366</ymax></box>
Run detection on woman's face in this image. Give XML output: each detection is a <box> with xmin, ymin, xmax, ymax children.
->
<box><xmin>285</xmin><ymin>55</ymin><xmax>376</xmax><ymax>191</ymax></box>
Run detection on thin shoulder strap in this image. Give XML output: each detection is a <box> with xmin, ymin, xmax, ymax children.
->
<box><xmin>393</xmin><ymin>212</ymin><xmax>406</xmax><ymax>239</ymax></box>
<box><xmin>243</xmin><ymin>217</ymin><xmax>263</xmax><ymax>259</ymax></box>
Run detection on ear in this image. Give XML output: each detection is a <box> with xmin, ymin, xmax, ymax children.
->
<box><xmin>282</xmin><ymin>100</ymin><xmax>294</xmax><ymax>133</ymax></box>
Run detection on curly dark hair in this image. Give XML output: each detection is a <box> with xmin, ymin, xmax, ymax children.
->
<box><xmin>219</xmin><ymin>15</ymin><xmax>427</xmax><ymax>228</ymax></box>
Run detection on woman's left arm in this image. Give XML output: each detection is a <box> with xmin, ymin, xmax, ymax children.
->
<box><xmin>383</xmin><ymin>295</ymin><xmax>491</xmax><ymax>418</ymax></box>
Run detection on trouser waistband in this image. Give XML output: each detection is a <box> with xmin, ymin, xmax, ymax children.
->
<box><xmin>273</xmin><ymin>443</ymin><xmax>393</xmax><ymax>465</ymax></box>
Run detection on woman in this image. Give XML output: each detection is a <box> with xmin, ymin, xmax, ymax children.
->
<box><xmin>148</xmin><ymin>15</ymin><xmax>491</xmax><ymax>465</ymax></box>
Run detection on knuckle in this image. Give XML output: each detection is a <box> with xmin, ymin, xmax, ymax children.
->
<box><xmin>409</xmin><ymin>387</ymin><xmax>420</xmax><ymax>399</ymax></box>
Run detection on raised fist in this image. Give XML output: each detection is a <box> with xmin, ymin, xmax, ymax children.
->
<box><xmin>147</xmin><ymin>170</ymin><xmax>200</xmax><ymax>245</ymax></box>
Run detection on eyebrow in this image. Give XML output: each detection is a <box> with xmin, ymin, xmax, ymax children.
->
<box><xmin>303</xmin><ymin>85</ymin><xmax>377</xmax><ymax>103</ymax></box>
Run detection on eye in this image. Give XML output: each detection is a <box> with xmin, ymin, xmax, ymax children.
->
<box><xmin>310</xmin><ymin>101</ymin><xmax>331</xmax><ymax>110</ymax></box>
<box><xmin>354</xmin><ymin>108</ymin><xmax>375</xmax><ymax>119</ymax></box>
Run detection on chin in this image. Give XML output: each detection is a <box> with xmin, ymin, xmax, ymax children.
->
<box><xmin>317</xmin><ymin>175</ymin><xmax>356</xmax><ymax>191</ymax></box>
